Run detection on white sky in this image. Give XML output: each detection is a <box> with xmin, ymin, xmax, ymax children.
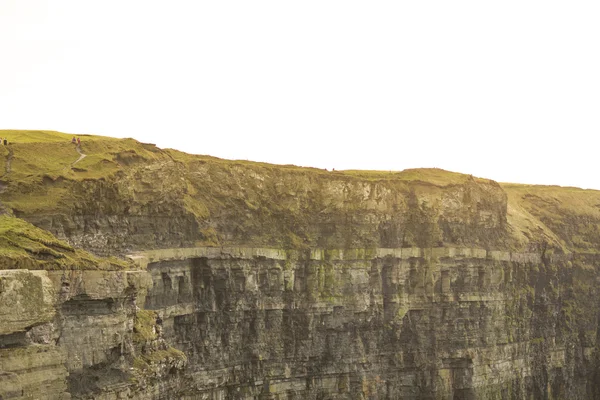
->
<box><xmin>1</xmin><ymin>1</ymin><xmax>599</xmax><ymax>189</ymax></box>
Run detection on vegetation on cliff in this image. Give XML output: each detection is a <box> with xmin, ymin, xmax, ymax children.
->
<box><xmin>503</xmin><ymin>183</ymin><xmax>600</xmax><ymax>253</ymax></box>
<box><xmin>1</xmin><ymin>129</ymin><xmax>600</xmax><ymax>259</ymax></box>
<box><xmin>131</xmin><ymin>309</ymin><xmax>187</xmax><ymax>386</ymax></box>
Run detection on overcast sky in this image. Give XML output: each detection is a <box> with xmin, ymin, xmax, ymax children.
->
<box><xmin>1</xmin><ymin>1</ymin><xmax>599</xmax><ymax>189</ymax></box>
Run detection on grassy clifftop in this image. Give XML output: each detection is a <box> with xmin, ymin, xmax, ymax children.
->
<box><xmin>502</xmin><ymin>183</ymin><xmax>600</xmax><ymax>253</ymax></box>
<box><xmin>1</xmin><ymin>130</ymin><xmax>599</xmax><ymax>257</ymax></box>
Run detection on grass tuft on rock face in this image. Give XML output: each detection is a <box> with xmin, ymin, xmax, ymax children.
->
<box><xmin>0</xmin><ymin>215</ymin><xmax>133</xmax><ymax>270</ymax></box>
<box><xmin>133</xmin><ymin>310</ymin><xmax>158</xmax><ymax>342</ymax></box>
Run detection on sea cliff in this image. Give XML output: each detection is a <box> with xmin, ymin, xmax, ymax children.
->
<box><xmin>1</xmin><ymin>130</ymin><xmax>600</xmax><ymax>399</ymax></box>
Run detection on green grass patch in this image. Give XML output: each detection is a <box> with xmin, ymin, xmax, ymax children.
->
<box><xmin>0</xmin><ymin>131</ymin><xmax>169</xmax><ymax>214</ymax></box>
<box><xmin>0</xmin><ymin>130</ymin><xmax>119</xmax><ymax>143</ymax></box>
<box><xmin>133</xmin><ymin>310</ymin><xmax>158</xmax><ymax>342</ymax></box>
<box><xmin>341</xmin><ymin>167</ymin><xmax>479</xmax><ymax>185</ymax></box>
<box><xmin>502</xmin><ymin>183</ymin><xmax>600</xmax><ymax>252</ymax></box>
<box><xmin>4</xmin><ymin>135</ymin><xmax>161</xmax><ymax>184</ymax></box>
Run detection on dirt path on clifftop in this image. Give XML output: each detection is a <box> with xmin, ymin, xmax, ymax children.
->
<box><xmin>72</xmin><ymin>144</ymin><xmax>86</xmax><ymax>166</ymax></box>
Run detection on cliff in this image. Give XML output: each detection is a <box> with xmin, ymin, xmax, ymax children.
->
<box><xmin>1</xmin><ymin>130</ymin><xmax>600</xmax><ymax>399</ymax></box>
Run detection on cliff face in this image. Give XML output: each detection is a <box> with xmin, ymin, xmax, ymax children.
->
<box><xmin>3</xmin><ymin>247</ymin><xmax>599</xmax><ymax>399</ymax></box>
<box><xmin>136</xmin><ymin>247</ymin><xmax>600</xmax><ymax>400</ymax></box>
<box><xmin>2</xmin><ymin>131</ymin><xmax>600</xmax><ymax>399</ymax></box>
<box><xmin>0</xmin><ymin>268</ymin><xmax>154</xmax><ymax>399</ymax></box>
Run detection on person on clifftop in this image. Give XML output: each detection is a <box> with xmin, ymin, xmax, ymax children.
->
<box><xmin>77</xmin><ymin>137</ymin><xmax>81</xmax><ymax>145</ymax></box>
<box><xmin>72</xmin><ymin>137</ymin><xmax>76</xmax><ymax>144</ymax></box>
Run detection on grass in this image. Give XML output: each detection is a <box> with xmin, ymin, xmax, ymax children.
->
<box><xmin>2</xmin><ymin>129</ymin><xmax>600</xmax><ymax>255</ymax></box>
<box><xmin>2</xmin><ymin>130</ymin><xmax>479</xmax><ymax>193</ymax></box>
<box><xmin>173</xmin><ymin>149</ymin><xmax>485</xmax><ymax>186</ymax></box>
<box><xmin>0</xmin><ymin>130</ymin><xmax>120</xmax><ymax>143</ymax></box>
<box><xmin>502</xmin><ymin>183</ymin><xmax>600</xmax><ymax>252</ymax></box>
<box><xmin>0</xmin><ymin>131</ymin><xmax>167</xmax><ymax>214</ymax></box>
<box><xmin>0</xmin><ymin>215</ymin><xmax>133</xmax><ymax>270</ymax></box>
<box><xmin>165</xmin><ymin>148</ymin><xmax>330</xmax><ymax>175</ymax></box>
<box><xmin>166</xmin><ymin>149</ymin><xmax>481</xmax><ymax>186</ymax></box>
<box><xmin>4</xmin><ymin>136</ymin><xmax>161</xmax><ymax>183</ymax></box>
<box><xmin>502</xmin><ymin>184</ymin><xmax>600</xmax><ymax>217</ymax></box>
<box><xmin>341</xmin><ymin>167</ymin><xmax>484</xmax><ymax>185</ymax></box>
<box><xmin>132</xmin><ymin>347</ymin><xmax>187</xmax><ymax>372</ymax></box>
<box><xmin>133</xmin><ymin>309</ymin><xmax>158</xmax><ymax>342</ymax></box>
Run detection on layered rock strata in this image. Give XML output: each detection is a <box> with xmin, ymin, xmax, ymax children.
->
<box><xmin>2</xmin><ymin>248</ymin><xmax>600</xmax><ymax>399</ymax></box>
<box><xmin>134</xmin><ymin>246</ymin><xmax>600</xmax><ymax>399</ymax></box>
<box><xmin>4</xmin><ymin>245</ymin><xmax>592</xmax><ymax>399</ymax></box>
<box><xmin>0</xmin><ymin>269</ymin><xmax>156</xmax><ymax>400</ymax></box>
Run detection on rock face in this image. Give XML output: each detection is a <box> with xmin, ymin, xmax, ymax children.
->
<box><xmin>3</xmin><ymin>245</ymin><xmax>599</xmax><ymax>399</ymax></box>
<box><xmin>0</xmin><ymin>270</ymin><xmax>55</xmax><ymax>336</ymax></box>
<box><xmin>137</xmin><ymin>247</ymin><xmax>599</xmax><ymax>399</ymax></box>
<box><xmin>2</xmin><ymin>132</ymin><xmax>600</xmax><ymax>399</ymax></box>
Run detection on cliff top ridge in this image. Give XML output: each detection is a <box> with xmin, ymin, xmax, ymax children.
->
<box><xmin>0</xmin><ymin>129</ymin><xmax>599</xmax><ymax>262</ymax></box>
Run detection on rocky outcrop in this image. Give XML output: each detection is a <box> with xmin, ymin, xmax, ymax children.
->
<box><xmin>0</xmin><ymin>269</ymin><xmax>156</xmax><ymax>400</ymax></box>
<box><xmin>0</xmin><ymin>270</ymin><xmax>55</xmax><ymax>336</ymax></box>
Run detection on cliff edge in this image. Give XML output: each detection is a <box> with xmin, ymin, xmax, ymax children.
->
<box><xmin>1</xmin><ymin>130</ymin><xmax>600</xmax><ymax>399</ymax></box>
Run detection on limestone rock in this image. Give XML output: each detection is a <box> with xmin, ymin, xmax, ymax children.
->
<box><xmin>0</xmin><ymin>270</ymin><xmax>55</xmax><ymax>335</ymax></box>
